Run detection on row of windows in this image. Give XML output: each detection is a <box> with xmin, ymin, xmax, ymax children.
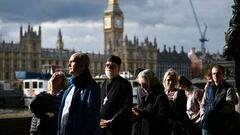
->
<box><xmin>0</xmin><ymin>60</ymin><xmax>40</xmax><ymax>70</ymax></box>
<box><xmin>25</xmin><ymin>81</ymin><xmax>43</xmax><ymax>89</ymax></box>
<box><xmin>0</xmin><ymin>72</ymin><xmax>10</xmax><ymax>80</ymax></box>
<box><xmin>0</xmin><ymin>60</ymin><xmax>70</xmax><ymax>69</ymax></box>
<box><xmin>41</xmin><ymin>60</ymin><xmax>67</xmax><ymax>67</ymax></box>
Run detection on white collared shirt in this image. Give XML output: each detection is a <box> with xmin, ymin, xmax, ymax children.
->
<box><xmin>60</xmin><ymin>86</ymin><xmax>76</xmax><ymax>134</ymax></box>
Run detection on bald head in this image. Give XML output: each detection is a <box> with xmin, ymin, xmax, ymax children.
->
<box><xmin>68</xmin><ymin>53</ymin><xmax>90</xmax><ymax>76</ymax></box>
<box><xmin>72</xmin><ymin>53</ymin><xmax>90</xmax><ymax>66</ymax></box>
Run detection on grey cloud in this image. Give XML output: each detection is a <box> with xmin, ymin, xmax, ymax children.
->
<box><xmin>0</xmin><ymin>0</ymin><xmax>235</xmax><ymax>53</ymax></box>
<box><xmin>120</xmin><ymin>0</ymin><xmax>187</xmax><ymax>26</ymax></box>
<box><xmin>0</xmin><ymin>0</ymin><xmax>105</xmax><ymax>22</ymax></box>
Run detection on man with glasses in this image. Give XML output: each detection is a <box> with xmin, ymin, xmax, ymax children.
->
<box><xmin>100</xmin><ymin>55</ymin><xmax>132</xmax><ymax>135</ymax></box>
<box><xmin>201</xmin><ymin>64</ymin><xmax>238</xmax><ymax>135</ymax></box>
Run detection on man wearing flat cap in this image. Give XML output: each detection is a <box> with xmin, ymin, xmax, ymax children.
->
<box><xmin>100</xmin><ymin>55</ymin><xmax>133</xmax><ymax>135</ymax></box>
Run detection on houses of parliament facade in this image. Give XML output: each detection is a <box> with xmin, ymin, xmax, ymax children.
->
<box><xmin>0</xmin><ymin>0</ymin><xmax>191</xmax><ymax>85</ymax></box>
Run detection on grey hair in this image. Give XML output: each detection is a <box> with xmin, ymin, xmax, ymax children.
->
<box><xmin>137</xmin><ymin>69</ymin><xmax>159</xmax><ymax>89</ymax></box>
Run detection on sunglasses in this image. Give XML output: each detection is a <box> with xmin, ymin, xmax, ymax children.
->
<box><xmin>105</xmin><ymin>63</ymin><xmax>117</xmax><ymax>69</ymax></box>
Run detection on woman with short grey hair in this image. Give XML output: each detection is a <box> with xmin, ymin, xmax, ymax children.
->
<box><xmin>132</xmin><ymin>69</ymin><xmax>169</xmax><ymax>135</ymax></box>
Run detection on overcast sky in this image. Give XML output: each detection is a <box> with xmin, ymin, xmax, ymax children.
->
<box><xmin>0</xmin><ymin>0</ymin><xmax>233</xmax><ymax>54</ymax></box>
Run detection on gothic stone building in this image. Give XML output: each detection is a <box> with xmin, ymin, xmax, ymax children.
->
<box><xmin>0</xmin><ymin>0</ymin><xmax>192</xmax><ymax>85</ymax></box>
<box><xmin>0</xmin><ymin>25</ymin><xmax>74</xmax><ymax>85</ymax></box>
<box><xmin>103</xmin><ymin>0</ymin><xmax>191</xmax><ymax>79</ymax></box>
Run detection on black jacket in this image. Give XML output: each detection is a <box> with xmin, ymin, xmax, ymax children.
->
<box><xmin>100</xmin><ymin>75</ymin><xmax>133</xmax><ymax>135</ymax></box>
<box><xmin>138</xmin><ymin>84</ymin><xmax>169</xmax><ymax>135</ymax></box>
<box><xmin>30</xmin><ymin>90</ymin><xmax>64</xmax><ymax>135</ymax></box>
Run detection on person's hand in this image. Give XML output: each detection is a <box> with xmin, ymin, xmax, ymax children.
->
<box><xmin>28</xmin><ymin>88</ymin><xmax>36</xmax><ymax>97</ymax></box>
<box><xmin>46</xmin><ymin>112</ymin><xmax>54</xmax><ymax>117</ymax></box>
<box><xmin>100</xmin><ymin>119</ymin><xmax>112</xmax><ymax>128</ymax></box>
<box><xmin>132</xmin><ymin>106</ymin><xmax>142</xmax><ymax>116</ymax></box>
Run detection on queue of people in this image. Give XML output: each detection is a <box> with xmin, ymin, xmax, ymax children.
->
<box><xmin>28</xmin><ymin>53</ymin><xmax>238</xmax><ymax>135</ymax></box>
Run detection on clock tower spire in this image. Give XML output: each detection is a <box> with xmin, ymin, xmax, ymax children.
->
<box><xmin>56</xmin><ymin>29</ymin><xmax>64</xmax><ymax>50</ymax></box>
<box><xmin>104</xmin><ymin>0</ymin><xmax>124</xmax><ymax>55</ymax></box>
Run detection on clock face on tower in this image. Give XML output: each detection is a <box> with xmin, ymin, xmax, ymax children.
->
<box><xmin>114</xmin><ymin>17</ymin><xmax>123</xmax><ymax>28</ymax></box>
<box><xmin>104</xmin><ymin>16</ymin><xmax>111</xmax><ymax>29</ymax></box>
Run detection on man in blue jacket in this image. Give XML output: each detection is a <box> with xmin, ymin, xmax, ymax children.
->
<box><xmin>58</xmin><ymin>52</ymin><xmax>101</xmax><ymax>135</ymax></box>
<box><xmin>201</xmin><ymin>64</ymin><xmax>237</xmax><ymax>135</ymax></box>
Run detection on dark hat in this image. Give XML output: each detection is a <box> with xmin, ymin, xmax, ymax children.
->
<box><xmin>178</xmin><ymin>75</ymin><xmax>192</xmax><ymax>87</ymax></box>
<box><xmin>107</xmin><ymin>55</ymin><xmax>121</xmax><ymax>65</ymax></box>
<box><xmin>134</xmin><ymin>68</ymin><xmax>145</xmax><ymax>79</ymax></box>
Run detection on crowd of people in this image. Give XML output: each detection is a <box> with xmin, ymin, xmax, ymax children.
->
<box><xmin>29</xmin><ymin>52</ymin><xmax>238</xmax><ymax>135</ymax></box>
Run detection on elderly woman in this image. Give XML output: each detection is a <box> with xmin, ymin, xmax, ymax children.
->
<box><xmin>30</xmin><ymin>71</ymin><xmax>67</xmax><ymax>135</ymax></box>
<box><xmin>162</xmin><ymin>68</ymin><xmax>191</xmax><ymax>135</ymax></box>
<box><xmin>132</xmin><ymin>69</ymin><xmax>169</xmax><ymax>135</ymax></box>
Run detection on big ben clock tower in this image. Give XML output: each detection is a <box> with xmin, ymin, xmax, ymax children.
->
<box><xmin>104</xmin><ymin>0</ymin><xmax>124</xmax><ymax>55</ymax></box>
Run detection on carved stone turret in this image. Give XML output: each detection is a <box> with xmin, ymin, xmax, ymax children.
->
<box><xmin>56</xmin><ymin>29</ymin><xmax>64</xmax><ymax>50</ymax></box>
<box><xmin>38</xmin><ymin>25</ymin><xmax>41</xmax><ymax>38</ymax></box>
<box><xmin>20</xmin><ymin>24</ymin><xmax>41</xmax><ymax>52</ymax></box>
<box><xmin>20</xmin><ymin>25</ymin><xmax>23</xmax><ymax>38</ymax></box>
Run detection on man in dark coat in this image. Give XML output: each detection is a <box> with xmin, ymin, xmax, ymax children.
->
<box><xmin>100</xmin><ymin>55</ymin><xmax>133</xmax><ymax>135</ymax></box>
<box><xmin>58</xmin><ymin>53</ymin><xmax>101</xmax><ymax>135</ymax></box>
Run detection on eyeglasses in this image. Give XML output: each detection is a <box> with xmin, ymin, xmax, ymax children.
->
<box><xmin>105</xmin><ymin>63</ymin><xmax>117</xmax><ymax>69</ymax></box>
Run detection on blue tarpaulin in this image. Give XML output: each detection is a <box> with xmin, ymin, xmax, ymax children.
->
<box><xmin>15</xmin><ymin>71</ymin><xmax>51</xmax><ymax>80</ymax></box>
